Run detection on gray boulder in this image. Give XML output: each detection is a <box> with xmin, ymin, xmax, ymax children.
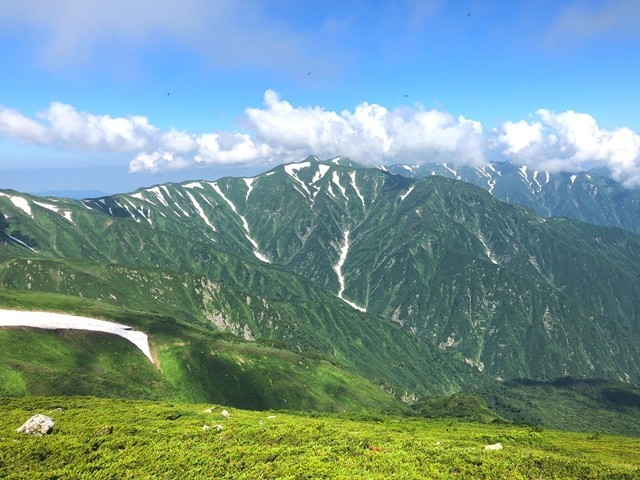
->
<box><xmin>17</xmin><ymin>414</ymin><xmax>55</xmax><ymax>436</ymax></box>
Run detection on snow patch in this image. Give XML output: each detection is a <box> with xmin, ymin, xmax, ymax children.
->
<box><xmin>212</xmin><ymin>183</ymin><xmax>270</xmax><ymax>263</ymax></box>
<box><xmin>5</xmin><ymin>234</ymin><xmax>38</xmax><ymax>253</ymax></box>
<box><xmin>243</xmin><ymin>177</ymin><xmax>256</xmax><ymax>201</ymax></box>
<box><xmin>184</xmin><ymin>181</ymin><xmax>204</xmax><ymax>189</ymax></box>
<box><xmin>442</xmin><ymin>163</ymin><xmax>461</xmax><ymax>180</ymax></box>
<box><xmin>0</xmin><ymin>309</ymin><xmax>154</xmax><ymax>364</ymax></box>
<box><xmin>1</xmin><ymin>194</ymin><xmax>33</xmax><ymax>217</ymax></box>
<box><xmin>121</xmin><ymin>202</ymin><xmax>141</xmax><ymax>223</ymax></box>
<box><xmin>146</xmin><ymin>187</ymin><xmax>169</xmax><ymax>207</ymax></box>
<box><xmin>33</xmin><ymin>201</ymin><xmax>58</xmax><ymax>212</ymax></box>
<box><xmin>284</xmin><ymin>162</ymin><xmax>312</xmax><ymax>197</ymax></box>
<box><xmin>186</xmin><ymin>191</ymin><xmax>216</xmax><ymax>232</ymax></box>
<box><xmin>33</xmin><ymin>201</ymin><xmax>73</xmax><ymax>223</ymax></box>
<box><xmin>348</xmin><ymin>171</ymin><xmax>365</xmax><ymax>208</ymax></box>
<box><xmin>399</xmin><ymin>186</ymin><xmax>415</xmax><ymax>202</ymax></box>
<box><xmin>312</xmin><ymin>164</ymin><xmax>330</xmax><ymax>184</ymax></box>
<box><xmin>333</xmin><ymin>230</ymin><xmax>366</xmax><ymax>312</ymax></box>
<box><xmin>570</xmin><ymin>174</ymin><xmax>577</xmax><ymax>184</ymax></box>
<box><xmin>477</xmin><ymin>233</ymin><xmax>498</xmax><ymax>265</ymax></box>
<box><xmin>331</xmin><ymin>172</ymin><xmax>348</xmax><ymax>200</ymax></box>
<box><xmin>532</xmin><ymin>171</ymin><xmax>543</xmax><ymax>190</ymax></box>
<box><xmin>519</xmin><ymin>165</ymin><xmax>533</xmax><ymax>191</ymax></box>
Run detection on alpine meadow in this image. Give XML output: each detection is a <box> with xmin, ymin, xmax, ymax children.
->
<box><xmin>1</xmin><ymin>157</ymin><xmax>640</xmax><ymax>478</ymax></box>
<box><xmin>2</xmin><ymin>1</ymin><xmax>640</xmax><ymax>478</ymax></box>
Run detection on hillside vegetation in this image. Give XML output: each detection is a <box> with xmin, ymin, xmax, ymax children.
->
<box><xmin>1</xmin><ymin>396</ymin><xmax>639</xmax><ymax>479</ymax></box>
<box><xmin>2</xmin><ymin>158</ymin><xmax>639</xmax><ymax>385</ymax></box>
<box><xmin>0</xmin><ymin>289</ymin><xmax>409</xmax><ymax>414</ymax></box>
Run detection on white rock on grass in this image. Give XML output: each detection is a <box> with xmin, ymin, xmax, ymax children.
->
<box><xmin>17</xmin><ymin>415</ymin><xmax>55</xmax><ymax>436</ymax></box>
<box><xmin>484</xmin><ymin>442</ymin><xmax>503</xmax><ymax>451</ymax></box>
<box><xmin>221</xmin><ymin>410</ymin><xmax>231</xmax><ymax>418</ymax></box>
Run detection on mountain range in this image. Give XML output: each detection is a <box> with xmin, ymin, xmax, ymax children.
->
<box><xmin>388</xmin><ymin>160</ymin><xmax>640</xmax><ymax>235</ymax></box>
<box><xmin>1</xmin><ymin>156</ymin><xmax>639</xmax><ymax>414</ymax></box>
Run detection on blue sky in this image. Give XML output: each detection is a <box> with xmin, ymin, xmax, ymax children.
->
<box><xmin>1</xmin><ymin>0</ymin><xmax>640</xmax><ymax>193</ymax></box>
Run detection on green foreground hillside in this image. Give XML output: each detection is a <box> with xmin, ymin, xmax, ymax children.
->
<box><xmin>0</xmin><ymin>289</ymin><xmax>407</xmax><ymax>414</ymax></box>
<box><xmin>1</xmin><ymin>396</ymin><xmax>639</xmax><ymax>479</ymax></box>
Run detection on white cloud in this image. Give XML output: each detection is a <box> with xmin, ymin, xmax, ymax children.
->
<box><xmin>159</xmin><ymin>130</ymin><xmax>198</xmax><ymax>154</ymax></box>
<box><xmin>497</xmin><ymin>109</ymin><xmax>640</xmax><ymax>186</ymax></box>
<box><xmin>543</xmin><ymin>0</ymin><xmax>640</xmax><ymax>48</ymax></box>
<box><xmin>245</xmin><ymin>90</ymin><xmax>486</xmax><ymax>165</ymax></box>
<box><xmin>0</xmin><ymin>0</ymin><xmax>321</xmax><ymax>72</ymax></box>
<box><xmin>0</xmin><ymin>106</ymin><xmax>50</xmax><ymax>144</ymax></box>
<box><xmin>2</xmin><ymin>91</ymin><xmax>640</xmax><ymax>186</ymax></box>
<box><xmin>0</xmin><ymin>102</ymin><xmax>157</xmax><ymax>153</ymax></box>
<box><xmin>194</xmin><ymin>132</ymin><xmax>268</xmax><ymax>165</ymax></box>
<box><xmin>41</xmin><ymin>102</ymin><xmax>157</xmax><ymax>152</ymax></box>
<box><xmin>128</xmin><ymin>151</ymin><xmax>189</xmax><ymax>174</ymax></box>
<box><xmin>498</xmin><ymin>120</ymin><xmax>543</xmax><ymax>155</ymax></box>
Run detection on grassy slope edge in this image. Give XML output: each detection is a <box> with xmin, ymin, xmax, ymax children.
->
<box><xmin>0</xmin><ymin>288</ymin><xmax>407</xmax><ymax>414</ymax></box>
<box><xmin>1</xmin><ymin>396</ymin><xmax>638</xmax><ymax>479</ymax></box>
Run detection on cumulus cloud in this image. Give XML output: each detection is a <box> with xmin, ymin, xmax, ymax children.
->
<box><xmin>2</xmin><ymin>90</ymin><xmax>640</xmax><ymax>186</ymax></box>
<box><xmin>0</xmin><ymin>106</ymin><xmax>50</xmax><ymax>144</ymax></box>
<box><xmin>246</xmin><ymin>90</ymin><xmax>486</xmax><ymax>165</ymax></box>
<box><xmin>0</xmin><ymin>102</ymin><xmax>156</xmax><ymax>152</ymax></box>
<box><xmin>126</xmin><ymin>90</ymin><xmax>487</xmax><ymax>172</ymax></box>
<box><xmin>498</xmin><ymin>120</ymin><xmax>543</xmax><ymax>155</ymax></box>
<box><xmin>497</xmin><ymin>109</ymin><xmax>640</xmax><ymax>186</ymax></box>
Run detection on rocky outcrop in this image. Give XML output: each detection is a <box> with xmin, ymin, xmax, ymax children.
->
<box><xmin>17</xmin><ymin>414</ymin><xmax>55</xmax><ymax>436</ymax></box>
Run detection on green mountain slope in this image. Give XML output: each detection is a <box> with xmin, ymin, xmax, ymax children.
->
<box><xmin>1</xmin><ymin>158</ymin><xmax>639</xmax><ymax>389</ymax></box>
<box><xmin>0</xmin><ymin>289</ymin><xmax>410</xmax><ymax>413</ymax></box>
<box><xmin>471</xmin><ymin>377</ymin><xmax>640</xmax><ymax>436</ymax></box>
<box><xmin>388</xmin><ymin>160</ymin><xmax>640</xmax><ymax>235</ymax></box>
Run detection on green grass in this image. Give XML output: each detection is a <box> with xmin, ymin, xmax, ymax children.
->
<box><xmin>0</xmin><ymin>396</ymin><xmax>638</xmax><ymax>479</ymax></box>
<box><xmin>0</xmin><ymin>328</ymin><xmax>177</xmax><ymax>400</ymax></box>
<box><xmin>471</xmin><ymin>378</ymin><xmax>640</xmax><ymax>437</ymax></box>
<box><xmin>0</xmin><ymin>289</ymin><xmax>408</xmax><ymax>414</ymax></box>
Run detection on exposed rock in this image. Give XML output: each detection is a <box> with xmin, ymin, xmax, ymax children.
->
<box><xmin>221</xmin><ymin>410</ymin><xmax>231</xmax><ymax>418</ymax></box>
<box><xmin>484</xmin><ymin>442</ymin><xmax>503</xmax><ymax>451</ymax></box>
<box><xmin>17</xmin><ymin>414</ymin><xmax>55</xmax><ymax>436</ymax></box>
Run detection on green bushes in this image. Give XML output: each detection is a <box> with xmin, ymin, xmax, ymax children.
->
<box><xmin>1</xmin><ymin>396</ymin><xmax>639</xmax><ymax>479</ymax></box>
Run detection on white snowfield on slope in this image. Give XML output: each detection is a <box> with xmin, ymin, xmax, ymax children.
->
<box><xmin>0</xmin><ymin>309</ymin><xmax>154</xmax><ymax>364</ymax></box>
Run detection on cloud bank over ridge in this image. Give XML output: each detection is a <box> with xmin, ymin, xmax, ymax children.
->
<box><xmin>2</xmin><ymin>90</ymin><xmax>640</xmax><ymax>186</ymax></box>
